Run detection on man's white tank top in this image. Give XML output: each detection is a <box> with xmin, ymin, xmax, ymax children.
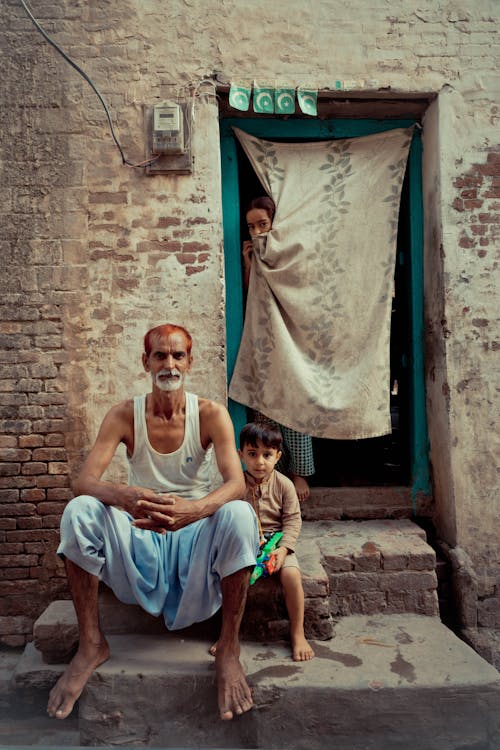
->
<box><xmin>128</xmin><ymin>392</ymin><xmax>213</xmax><ymax>500</ymax></box>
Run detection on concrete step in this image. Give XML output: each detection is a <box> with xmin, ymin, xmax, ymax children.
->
<box><xmin>12</xmin><ymin>615</ymin><xmax>500</xmax><ymax>749</ymax></box>
<box><xmin>32</xmin><ymin>519</ymin><xmax>439</xmax><ymax>663</ymax></box>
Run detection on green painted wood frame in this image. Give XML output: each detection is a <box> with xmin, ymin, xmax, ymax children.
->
<box><xmin>220</xmin><ymin>117</ymin><xmax>430</xmax><ymax>499</ymax></box>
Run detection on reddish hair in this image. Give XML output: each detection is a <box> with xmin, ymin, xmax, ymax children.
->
<box><xmin>245</xmin><ymin>195</ymin><xmax>276</xmax><ymax>222</ymax></box>
<box><xmin>143</xmin><ymin>324</ymin><xmax>193</xmax><ymax>356</ymax></box>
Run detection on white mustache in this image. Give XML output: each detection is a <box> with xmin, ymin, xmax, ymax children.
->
<box><xmin>157</xmin><ymin>368</ymin><xmax>181</xmax><ymax>379</ymax></box>
<box><xmin>153</xmin><ymin>368</ymin><xmax>184</xmax><ymax>391</ymax></box>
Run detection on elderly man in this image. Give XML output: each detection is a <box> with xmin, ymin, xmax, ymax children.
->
<box><xmin>47</xmin><ymin>323</ymin><xmax>259</xmax><ymax>722</ymax></box>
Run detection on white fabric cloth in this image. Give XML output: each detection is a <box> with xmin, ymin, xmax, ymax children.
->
<box><xmin>229</xmin><ymin>126</ymin><xmax>413</xmax><ymax>439</ymax></box>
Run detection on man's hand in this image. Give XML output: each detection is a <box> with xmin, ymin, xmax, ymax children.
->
<box><xmin>132</xmin><ymin>494</ymin><xmax>204</xmax><ymax>533</ymax></box>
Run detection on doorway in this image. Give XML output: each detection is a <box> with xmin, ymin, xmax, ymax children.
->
<box><xmin>220</xmin><ymin>117</ymin><xmax>429</xmax><ymax>495</ymax></box>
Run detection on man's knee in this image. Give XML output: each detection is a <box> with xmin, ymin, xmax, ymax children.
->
<box><xmin>215</xmin><ymin>500</ymin><xmax>256</xmax><ymax>534</ymax></box>
<box><xmin>60</xmin><ymin>495</ymin><xmax>107</xmax><ymax>541</ymax></box>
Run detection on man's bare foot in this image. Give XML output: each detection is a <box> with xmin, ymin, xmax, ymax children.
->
<box><xmin>291</xmin><ymin>475</ymin><xmax>310</xmax><ymax>502</ymax></box>
<box><xmin>47</xmin><ymin>639</ymin><xmax>110</xmax><ymax>719</ymax></box>
<box><xmin>292</xmin><ymin>634</ymin><xmax>315</xmax><ymax>662</ymax></box>
<box><xmin>215</xmin><ymin>646</ymin><xmax>253</xmax><ymax>720</ymax></box>
<box><xmin>208</xmin><ymin>640</ymin><xmax>218</xmax><ymax>656</ymax></box>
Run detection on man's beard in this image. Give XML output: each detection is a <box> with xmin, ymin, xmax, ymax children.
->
<box><xmin>153</xmin><ymin>368</ymin><xmax>184</xmax><ymax>392</ymax></box>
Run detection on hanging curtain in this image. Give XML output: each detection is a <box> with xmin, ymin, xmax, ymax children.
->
<box><xmin>229</xmin><ymin>126</ymin><xmax>414</xmax><ymax>440</ymax></box>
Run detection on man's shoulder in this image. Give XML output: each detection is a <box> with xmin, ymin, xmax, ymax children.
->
<box><xmin>196</xmin><ymin>395</ymin><xmax>229</xmax><ymax>419</ymax></box>
<box><xmin>105</xmin><ymin>398</ymin><xmax>135</xmax><ymax>424</ymax></box>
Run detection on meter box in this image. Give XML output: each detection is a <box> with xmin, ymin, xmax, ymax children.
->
<box><xmin>152</xmin><ymin>104</ymin><xmax>185</xmax><ymax>155</ymax></box>
<box><xmin>145</xmin><ymin>102</ymin><xmax>192</xmax><ymax>174</ymax></box>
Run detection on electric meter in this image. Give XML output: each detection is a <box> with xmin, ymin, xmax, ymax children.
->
<box><xmin>152</xmin><ymin>104</ymin><xmax>185</xmax><ymax>155</ymax></box>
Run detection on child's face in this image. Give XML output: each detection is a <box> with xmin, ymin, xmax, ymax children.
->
<box><xmin>239</xmin><ymin>440</ymin><xmax>282</xmax><ymax>483</ymax></box>
<box><xmin>246</xmin><ymin>208</ymin><xmax>273</xmax><ymax>238</ymax></box>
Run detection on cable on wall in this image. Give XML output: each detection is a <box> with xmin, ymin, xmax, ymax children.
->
<box><xmin>18</xmin><ymin>0</ymin><xmax>160</xmax><ymax>169</ymax></box>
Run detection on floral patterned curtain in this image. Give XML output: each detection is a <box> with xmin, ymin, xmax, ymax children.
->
<box><xmin>229</xmin><ymin>126</ymin><xmax>414</xmax><ymax>439</ymax></box>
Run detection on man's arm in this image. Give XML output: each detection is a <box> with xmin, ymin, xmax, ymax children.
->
<box><xmin>74</xmin><ymin>401</ymin><xmax>166</xmax><ymax>518</ymax></box>
<box><xmin>135</xmin><ymin>400</ymin><xmax>245</xmax><ymax>532</ymax></box>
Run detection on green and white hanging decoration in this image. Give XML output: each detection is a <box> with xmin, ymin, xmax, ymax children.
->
<box><xmin>228</xmin><ymin>82</ymin><xmax>318</xmax><ymax>116</ymax></box>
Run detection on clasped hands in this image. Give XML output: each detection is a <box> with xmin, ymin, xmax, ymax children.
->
<box><xmin>128</xmin><ymin>487</ymin><xmax>203</xmax><ymax>534</ymax></box>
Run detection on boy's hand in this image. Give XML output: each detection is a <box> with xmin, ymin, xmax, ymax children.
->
<box><xmin>273</xmin><ymin>546</ymin><xmax>289</xmax><ymax>572</ymax></box>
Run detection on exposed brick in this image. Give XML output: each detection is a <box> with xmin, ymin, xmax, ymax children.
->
<box><xmin>0</xmin><ymin>555</ymin><xmax>38</xmax><ymax>568</ymax></box>
<box><xmin>5</xmin><ymin>529</ymin><xmax>59</xmax><ymax>544</ymax></box>
<box><xmin>0</xmin><ymin>448</ymin><xmax>31</xmax><ymax>461</ymax></box>
<box><xmin>0</xmin><ymin>437</ymin><xmax>16</xmax><ymax>448</ymax></box>
<box><xmin>19</xmin><ymin>434</ymin><xmax>44</xmax><ymax>448</ymax></box>
<box><xmin>0</xmin><ymin>463</ymin><xmax>21</xmax><ymax>476</ymax></box>
<box><xmin>47</xmin><ymin>488</ymin><xmax>73</xmax><ymax>501</ymax></box>
<box><xmin>17</xmin><ymin>517</ymin><xmax>43</xmax><ymax>530</ymax></box>
<box><xmin>36</xmin><ymin>475</ymin><xmax>70</xmax><ymax>488</ymax></box>
<box><xmin>1</xmin><ymin>543</ymin><xmax>24</xmax><ymax>555</ymax></box>
<box><xmin>0</xmin><ymin>489</ymin><xmax>20</xmax><ymax>502</ymax></box>
<box><xmin>21</xmin><ymin>462</ymin><xmax>48</xmax><ymax>475</ymax></box>
<box><xmin>36</xmin><ymin>502</ymin><xmax>67</xmax><ymax>516</ymax></box>
<box><xmin>20</xmin><ymin>489</ymin><xmax>46</xmax><ymax>502</ymax></box>
<box><xmin>45</xmin><ymin>433</ymin><xmax>66</xmax><ymax>447</ymax></box>
<box><xmin>48</xmin><ymin>462</ymin><xmax>70</xmax><ymax>475</ymax></box>
<box><xmin>32</xmin><ymin>448</ymin><xmax>67</xmax><ymax>461</ymax></box>
<box><xmin>42</xmin><ymin>515</ymin><xmax>63</xmax><ymax>528</ymax></box>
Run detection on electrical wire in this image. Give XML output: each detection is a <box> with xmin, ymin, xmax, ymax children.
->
<box><xmin>18</xmin><ymin>0</ymin><xmax>160</xmax><ymax>169</ymax></box>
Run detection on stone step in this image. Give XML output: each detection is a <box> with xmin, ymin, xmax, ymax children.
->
<box><xmin>32</xmin><ymin>519</ymin><xmax>439</xmax><ymax>663</ymax></box>
<box><xmin>304</xmin><ymin>485</ymin><xmax>433</xmax><ymax>520</ymax></box>
<box><xmin>12</xmin><ymin>615</ymin><xmax>500</xmax><ymax>749</ymax></box>
<box><xmin>306</xmin><ymin>518</ymin><xmax>439</xmax><ymax>618</ymax></box>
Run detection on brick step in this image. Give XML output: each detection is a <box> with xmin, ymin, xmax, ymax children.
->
<box><xmin>12</xmin><ymin>615</ymin><xmax>500</xmax><ymax>749</ymax></box>
<box><xmin>303</xmin><ymin>486</ymin><xmax>433</xmax><ymax>520</ymax></box>
<box><xmin>33</xmin><ymin>519</ymin><xmax>439</xmax><ymax>664</ymax></box>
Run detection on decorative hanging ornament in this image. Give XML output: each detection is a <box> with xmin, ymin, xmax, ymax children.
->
<box><xmin>297</xmin><ymin>88</ymin><xmax>318</xmax><ymax>116</ymax></box>
<box><xmin>229</xmin><ymin>83</ymin><xmax>251</xmax><ymax>111</ymax></box>
<box><xmin>253</xmin><ymin>84</ymin><xmax>274</xmax><ymax>114</ymax></box>
<box><xmin>274</xmin><ymin>88</ymin><xmax>295</xmax><ymax>115</ymax></box>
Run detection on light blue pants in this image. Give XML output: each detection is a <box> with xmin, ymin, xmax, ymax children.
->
<box><xmin>58</xmin><ymin>496</ymin><xmax>259</xmax><ymax>630</ymax></box>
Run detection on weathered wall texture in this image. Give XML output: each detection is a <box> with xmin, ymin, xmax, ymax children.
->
<box><xmin>0</xmin><ymin>0</ymin><xmax>498</xmax><ymax>647</ymax></box>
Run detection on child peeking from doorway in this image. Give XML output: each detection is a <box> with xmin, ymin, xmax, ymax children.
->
<box><xmin>242</xmin><ymin>195</ymin><xmax>315</xmax><ymax>502</ymax></box>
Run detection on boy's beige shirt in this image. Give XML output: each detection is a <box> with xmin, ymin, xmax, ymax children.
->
<box><xmin>243</xmin><ymin>469</ymin><xmax>302</xmax><ymax>552</ymax></box>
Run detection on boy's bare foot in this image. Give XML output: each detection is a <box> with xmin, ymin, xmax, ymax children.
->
<box><xmin>208</xmin><ymin>640</ymin><xmax>218</xmax><ymax>656</ymax></box>
<box><xmin>215</xmin><ymin>646</ymin><xmax>253</xmax><ymax>720</ymax></box>
<box><xmin>292</xmin><ymin>634</ymin><xmax>315</xmax><ymax>662</ymax></box>
<box><xmin>47</xmin><ymin>639</ymin><xmax>110</xmax><ymax>719</ymax></box>
<box><xmin>291</xmin><ymin>474</ymin><xmax>310</xmax><ymax>502</ymax></box>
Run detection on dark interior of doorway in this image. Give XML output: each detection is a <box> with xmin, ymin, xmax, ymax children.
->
<box><xmin>235</xmin><ymin>138</ymin><xmax>411</xmax><ymax>487</ymax></box>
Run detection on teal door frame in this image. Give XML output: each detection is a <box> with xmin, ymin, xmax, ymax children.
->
<box><xmin>220</xmin><ymin>117</ymin><xmax>430</xmax><ymax>498</ymax></box>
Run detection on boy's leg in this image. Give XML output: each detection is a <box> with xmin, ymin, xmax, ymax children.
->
<box><xmin>280</xmin><ymin>566</ymin><xmax>315</xmax><ymax>661</ymax></box>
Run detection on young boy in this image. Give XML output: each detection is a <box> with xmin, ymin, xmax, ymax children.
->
<box><xmin>239</xmin><ymin>421</ymin><xmax>315</xmax><ymax>662</ymax></box>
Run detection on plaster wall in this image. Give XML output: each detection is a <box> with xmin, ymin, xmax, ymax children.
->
<box><xmin>1</xmin><ymin>0</ymin><xmax>499</xmax><ymax>640</ymax></box>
